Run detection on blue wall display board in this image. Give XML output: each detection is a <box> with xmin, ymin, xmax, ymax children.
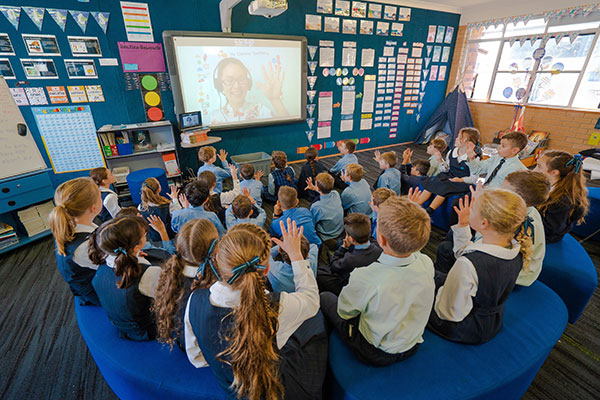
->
<box><xmin>0</xmin><ymin>0</ymin><xmax>459</xmax><ymax>187</ymax></box>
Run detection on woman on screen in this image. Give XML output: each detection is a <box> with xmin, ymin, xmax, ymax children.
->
<box><xmin>210</xmin><ymin>57</ymin><xmax>289</xmax><ymax>124</ymax></box>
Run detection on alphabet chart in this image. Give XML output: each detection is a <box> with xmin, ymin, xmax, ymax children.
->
<box><xmin>32</xmin><ymin>105</ymin><xmax>105</xmax><ymax>173</ymax></box>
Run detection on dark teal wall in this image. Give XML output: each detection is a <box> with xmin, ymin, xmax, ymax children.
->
<box><xmin>0</xmin><ymin>0</ymin><xmax>459</xmax><ymax>187</ymax></box>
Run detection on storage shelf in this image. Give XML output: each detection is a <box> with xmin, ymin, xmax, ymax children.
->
<box><xmin>105</xmin><ymin>147</ymin><xmax>177</xmax><ymax>160</ymax></box>
<box><xmin>0</xmin><ymin>229</ymin><xmax>52</xmax><ymax>256</ymax></box>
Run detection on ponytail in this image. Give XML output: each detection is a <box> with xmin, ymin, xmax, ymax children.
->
<box><xmin>514</xmin><ymin>217</ymin><xmax>534</xmax><ymax>271</ymax></box>
<box><xmin>87</xmin><ymin>229</ymin><xmax>106</xmax><ymax>265</ymax></box>
<box><xmin>309</xmin><ymin>160</ymin><xmax>316</xmax><ymax>177</ymax></box>
<box><xmin>114</xmin><ymin>249</ymin><xmax>142</xmax><ymax>289</ymax></box>
<box><xmin>153</xmin><ymin>254</ymin><xmax>185</xmax><ymax>347</ymax></box>
<box><xmin>140</xmin><ymin>178</ymin><xmax>170</xmax><ymax>211</ymax></box>
<box><xmin>50</xmin><ymin>178</ymin><xmax>101</xmax><ymax>256</ymax></box>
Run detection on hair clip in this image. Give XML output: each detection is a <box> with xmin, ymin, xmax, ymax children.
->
<box><xmin>196</xmin><ymin>239</ymin><xmax>221</xmax><ymax>280</ymax></box>
<box><xmin>227</xmin><ymin>256</ymin><xmax>266</xmax><ymax>285</ymax></box>
<box><xmin>565</xmin><ymin>154</ymin><xmax>583</xmax><ymax>174</ymax></box>
<box><xmin>113</xmin><ymin>247</ymin><xmax>128</xmax><ymax>256</ymax></box>
<box><xmin>516</xmin><ymin>216</ymin><xmax>535</xmax><ymax>242</ymax></box>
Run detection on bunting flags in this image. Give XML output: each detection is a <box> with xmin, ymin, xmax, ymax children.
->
<box><xmin>69</xmin><ymin>10</ymin><xmax>89</xmax><ymax>33</ymax></box>
<box><xmin>91</xmin><ymin>11</ymin><xmax>110</xmax><ymax>34</ymax></box>
<box><xmin>0</xmin><ymin>6</ymin><xmax>20</xmax><ymax>30</ymax></box>
<box><xmin>47</xmin><ymin>9</ymin><xmax>68</xmax><ymax>31</ymax></box>
<box><xmin>22</xmin><ymin>7</ymin><xmax>45</xmax><ymax>31</ymax></box>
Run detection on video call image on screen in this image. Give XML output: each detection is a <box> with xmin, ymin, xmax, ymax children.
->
<box><xmin>173</xmin><ymin>36</ymin><xmax>303</xmax><ymax>128</ymax></box>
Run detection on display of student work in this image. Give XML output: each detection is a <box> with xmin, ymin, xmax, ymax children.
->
<box><xmin>163</xmin><ymin>31</ymin><xmax>307</xmax><ymax>129</ymax></box>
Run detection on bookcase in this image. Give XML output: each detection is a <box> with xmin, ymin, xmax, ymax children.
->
<box><xmin>96</xmin><ymin>121</ymin><xmax>182</xmax><ymax>205</ymax></box>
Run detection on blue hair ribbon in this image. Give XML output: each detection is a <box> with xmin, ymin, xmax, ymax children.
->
<box><xmin>227</xmin><ymin>256</ymin><xmax>266</xmax><ymax>285</ymax></box>
<box><xmin>565</xmin><ymin>154</ymin><xmax>583</xmax><ymax>174</ymax></box>
<box><xmin>516</xmin><ymin>216</ymin><xmax>535</xmax><ymax>242</ymax></box>
<box><xmin>196</xmin><ymin>239</ymin><xmax>220</xmax><ymax>280</ymax></box>
<box><xmin>114</xmin><ymin>247</ymin><xmax>128</xmax><ymax>256</ymax></box>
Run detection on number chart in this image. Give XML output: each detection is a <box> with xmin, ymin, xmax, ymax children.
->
<box><xmin>32</xmin><ymin>105</ymin><xmax>105</xmax><ymax>173</ymax></box>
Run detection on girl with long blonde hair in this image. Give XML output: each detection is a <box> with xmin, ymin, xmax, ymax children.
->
<box><xmin>138</xmin><ymin>177</ymin><xmax>180</xmax><ymax>242</ymax></box>
<box><xmin>50</xmin><ymin>177</ymin><xmax>103</xmax><ymax>305</ymax></box>
<box><xmin>184</xmin><ymin>220</ymin><xmax>327</xmax><ymax>400</ymax></box>
<box><xmin>429</xmin><ymin>188</ymin><xmax>532</xmax><ymax>344</ymax></box>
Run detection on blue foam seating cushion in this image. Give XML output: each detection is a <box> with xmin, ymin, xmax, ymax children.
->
<box><xmin>539</xmin><ymin>233</ymin><xmax>598</xmax><ymax>323</ymax></box>
<box><xmin>126</xmin><ymin>168</ymin><xmax>169</xmax><ymax>205</ymax></box>
<box><xmin>327</xmin><ymin>281</ymin><xmax>567</xmax><ymax>400</ymax></box>
<box><xmin>571</xmin><ymin>187</ymin><xmax>600</xmax><ymax>240</ymax></box>
<box><xmin>75</xmin><ymin>304</ymin><xmax>227</xmax><ymax>400</ymax></box>
<box><xmin>415</xmin><ymin>181</ymin><xmax>460</xmax><ymax>231</ymax></box>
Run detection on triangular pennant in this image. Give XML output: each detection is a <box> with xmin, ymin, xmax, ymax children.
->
<box><xmin>0</xmin><ymin>6</ymin><xmax>20</xmax><ymax>30</ymax></box>
<box><xmin>493</xmin><ymin>19</ymin><xmax>501</xmax><ymax>29</ymax></box>
<box><xmin>22</xmin><ymin>7</ymin><xmax>45</xmax><ymax>31</ymax></box>
<box><xmin>421</xmin><ymin>81</ymin><xmax>427</xmax><ymax>90</ymax></box>
<box><xmin>518</xmin><ymin>36</ymin><xmax>528</xmax><ymax>47</ymax></box>
<box><xmin>483</xmin><ymin>20</ymin><xmax>492</xmax><ymax>29</ymax></box>
<box><xmin>541</xmin><ymin>34</ymin><xmax>551</xmax><ymax>47</ymax></box>
<box><xmin>424</xmin><ymin>57</ymin><xmax>431</xmax><ymax>68</ymax></box>
<box><xmin>583</xmin><ymin>4</ymin><xmax>597</xmax><ymax>17</ymax></box>
<box><xmin>306</xmin><ymin>131</ymin><xmax>314</xmax><ymax>143</ymax></box>
<box><xmin>91</xmin><ymin>11</ymin><xmax>110</xmax><ymax>34</ymax></box>
<box><xmin>307</xmin><ymin>90</ymin><xmax>316</xmax><ymax>103</ymax></box>
<box><xmin>416</xmin><ymin>114</ymin><xmax>420</xmax><ymax>123</ymax></box>
<box><xmin>419</xmin><ymin>93</ymin><xmax>425</xmax><ymax>102</ymax></box>
<box><xmin>47</xmin><ymin>9</ymin><xmax>68</xmax><ymax>31</ymax></box>
<box><xmin>422</xmin><ymin>69</ymin><xmax>429</xmax><ymax>80</ymax></box>
<box><xmin>509</xmin><ymin>38</ymin><xmax>518</xmax><ymax>47</ymax></box>
<box><xmin>426</xmin><ymin>45</ymin><xmax>433</xmax><ymax>56</ymax></box>
<box><xmin>308</xmin><ymin>45</ymin><xmax>317</xmax><ymax>60</ymax></box>
<box><xmin>69</xmin><ymin>10</ymin><xmax>89</xmax><ymax>33</ymax></box>
<box><xmin>307</xmin><ymin>76</ymin><xmax>317</xmax><ymax>90</ymax></box>
<box><xmin>306</xmin><ymin>118</ymin><xmax>315</xmax><ymax>130</ymax></box>
<box><xmin>308</xmin><ymin>61</ymin><xmax>317</xmax><ymax>75</ymax></box>
<box><xmin>569</xmin><ymin>32</ymin><xmax>579</xmax><ymax>44</ymax></box>
<box><xmin>307</xmin><ymin>104</ymin><xmax>316</xmax><ymax>117</ymax></box>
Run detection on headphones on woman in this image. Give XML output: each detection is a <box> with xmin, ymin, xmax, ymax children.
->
<box><xmin>213</xmin><ymin>57</ymin><xmax>253</xmax><ymax>93</ymax></box>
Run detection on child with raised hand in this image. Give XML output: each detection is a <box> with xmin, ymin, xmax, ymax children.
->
<box><xmin>225</xmin><ymin>191</ymin><xmax>266</xmax><ymax>229</ymax></box>
<box><xmin>429</xmin><ymin>188</ymin><xmax>532</xmax><ymax>344</ymax></box>
<box><xmin>90</xmin><ymin>167</ymin><xmax>121</xmax><ymax>223</ymax></box>
<box><xmin>306</xmin><ymin>172</ymin><xmax>344</xmax><ymax>243</ymax></box>
<box><xmin>50</xmin><ymin>177</ymin><xmax>103</xmax><ymax>306</ymax></box>
<box><xmin>268</xmin><ymin>233</ymin><xmax>318</xmax><ymax>294</ymax></box>
<box><xmin>298</xmin><ymin>146</ymin><xmax>327</xmax><ymax>202</ymax></box>
<box><xmin>373</xmin><ymin>150</ymin><xmax>402</xmax><ymax>195</ymax></box>
<box><xmin>271</xmin><ymin>186</ymin><xmax>322</xmax><ymax>246</ymax></box>
<box><xmin>341</xmin><ymin>163</ymin><xmax>373</xmax><ymax>217</ymax></box>
<box><xmin>317</xmin><ymin>213</ymin><xmax>382</xmax><ymax>295</ymax></box>
<box><xmin>264</xmin><ymin>150</ymin><xmax>297</xmax><ymax>203</ymax></box>
<box><xmin>369</xmin><ymin>187</ymin><xmax>396</xmax><ymax>239</ymax></box>
<box><xmin>153</xmin><ymin>219</ymin><xmax>219</xmax><ymax>351</ymax></box>
<box><xmin>239</xmin><ymin>163</ymin><xmax>264</xmax><ymax>206</ymax></box>
<box><xmin>535</xmin><ymin>151</ymin><xmax>589</xmax><ymax>243</ymax></box>
<box><xmin>427</xmin><ymin>138</ymin><xmax>448</xmax><ymax>177</ymax></box>
<box><xmin>171</xmin><ymin>180</ymin><xmax>225</xmax><ymax>236</ymax></box>
<box><xmin>330</xmin><ymin>139</ymin><xmax>359</xmax><ymax>185</ymax></box>
<box><xmin>321</xmin><ymin>196</ymin><xmax>434</xmax><ymax>366</ymax></box>
<box><xmin>184</xmin><ymin>220</ymin><xmax>327</xmax><ymax>399</ymax></box>
<box><xmin>417</xmin><ymin>127</ymin><xmax>480</xmax><ymax>214</ymax></box>
<box><xmin>198</xmin><ymin>163</ymin><xmax>241</xmax><ymax>223</ymax></box>
<box><xmin>89</xmin><ymin>215</ymin><xmax>161</xmax><ymax>341</ymax></box>
<box><xmin>197</xmin><ymin>146</ymin><xmax>231</xmax><ymax>194</ymax></box>
<box><xmin>399</xmin><ymin>148</ymin><xmax>430</xmax><ymax>195</ymax></box>
<box><xmin>138</xmin><ymin>177</ymin><xmax>181</xmax><ymax>242</ymax></box>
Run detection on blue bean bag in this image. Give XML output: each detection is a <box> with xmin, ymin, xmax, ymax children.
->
<box><xmin>539</xmin><ymin>233</ymin><xmax>598</xmax><ymax>323</ymax></box>
<box><xmin>571</xmin><ymin>187</ymin><xmax>600</xmax><ymax>240</ymax></box>
<box><xmin>327</xmin><ymin>281</ymin><xmax>567</xmax><ymax>400</ymax></box>
<box><xmin>126</xmin><ymin>168</ymin><xmax>169</xmax><ymax>205</ymax></box>
<box><xmin>418</xmin><ymin>188</ymin><xmax>461</xmax><ymax>231</ymax></box>
<box><xmin>75</xmin><ymin>304</ymin><xmax>227</xmax><ymax>400</ymax></box>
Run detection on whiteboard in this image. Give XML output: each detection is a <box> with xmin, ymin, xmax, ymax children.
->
<box><xmin>0</xmin><ymin>77</ymin><xmax>47</xmax><ymax>180</ymax></box>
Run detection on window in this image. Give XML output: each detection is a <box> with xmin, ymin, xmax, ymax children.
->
<box><xmin>463</xmin><ymin>13</ymin><xmax>600</xmax><ymax>110</ymax></box>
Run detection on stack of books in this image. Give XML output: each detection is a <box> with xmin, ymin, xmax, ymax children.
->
<box><xmin>0</xmin><ymin>223</ymin><xmax>18</xmax><ymax>251</ymax></box>
<box><xmin>181</xmin><ymin>127</ymin><xmax>210</xmax><ymax>145</ymax></box>
<box><xmin>17</xmin><ymin>200</ymin><xmax>54</xmax><ymax>237</ymax></box>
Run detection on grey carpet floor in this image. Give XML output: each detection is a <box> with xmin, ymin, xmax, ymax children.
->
<box><xmin>0</xmin><ymin>143</ymin><xmax>598</xmax><ymax>399</ymax></box>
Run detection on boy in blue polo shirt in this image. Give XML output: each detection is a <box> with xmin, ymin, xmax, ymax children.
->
<box><xmin>267</xmin><ymin>236</ymin><xmax>319</xmax><ymax>293</ymax></box>
<box><xmin>171</xmin><ymin>180</ymin><xmax>225</xmax><ymax>236</ymax></box>
<box><xmin>331</xmin><ymin>139</ymin><xmax>359</xmax><ymax>189</ymax></box>
<box><xmin>305</xmin><ymin>172</ymin><xmax>344</xmax><ymax>243</ymax></box>
<box><xmin>341</xmin><ymin>163</ymin><xmax>372</xmax><ymax>217</ymax></box>
<box><xmin>373</xmin><ymin>150</ymin><xmax>402</xmax><ymax>195</ymax></box>
<box><xmin>239</xmin><ymin>163</ymin><xmax>264</xmax><ymax>207</ymax></box>
<box><xmin>196</xmin><ymin>146</ymin><xmax>231</xmax><ymax>194</ymax></box>
<box><xmin>270</xmin><ymin>186</ymin><xmax>322</xmax><ymax>246</ymax></box>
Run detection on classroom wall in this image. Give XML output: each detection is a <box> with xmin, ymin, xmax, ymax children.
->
<box><xmin>447</xmin><ymin>25</ymin><xmax>599</xmax><ymax>153</ymax></box>
<box><xmin>0</xmin><ymin>0</ymin><xmax>459</xmax><ymax>187</ymax></box>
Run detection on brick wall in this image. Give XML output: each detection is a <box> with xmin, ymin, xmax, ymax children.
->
<box><xmin>446</xmin><ymin>25</ymin><xmax>599</xmax><ymax>154</ymax></box>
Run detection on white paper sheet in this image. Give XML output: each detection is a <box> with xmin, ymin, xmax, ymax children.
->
<box><xmin>319</xmin><ymin>47</ymin><xmax>335</xmax><ymax>67</ymax></box>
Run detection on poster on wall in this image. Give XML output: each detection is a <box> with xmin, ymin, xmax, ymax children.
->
<box><xmin>46</xmin><ymin>86</ymin><xmax>69</xmax><ymax>104</ymax></box>
<box><xmin>68</xmin><ymin>36</ymin><xmax>102</xmax><ymax>57</ymax></box>
<box><xmin>120</xmin><ymin>1</ymin><xmax>154</xmax><ymax>42</ymax></box>
<box><xmin>0</xmin><ymin>33</ymin><xmax>15</xmax><ymax>55</ymax></box>
<box><xmin>22</xmin><ymin>34</ymin><xmax>61</xmax><ymax>56</ymax></box>
<box><xmin>65</xmin><ymin>59</ymin><xmax>98</xmax><ymax>79</ymax></box>
<box><xmin>21</xmin><ymin>59</ymin><xmax>59</xmax><ymax>79</ymax></box>
<box><xmin>317</xmin><ymin>0</ymin><xmax>333</xmax><ymax>14</ymax></box>
<box><xmin>0</xmin><ymin>58</ymin><xmax>15</xmax><ymax>79</ymax></box>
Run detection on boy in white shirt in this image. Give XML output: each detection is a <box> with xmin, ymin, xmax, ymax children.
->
<box><xmin>320</xmin><ymin>196</ymin><xmax>435</xmax><ymax>366</ymax></box>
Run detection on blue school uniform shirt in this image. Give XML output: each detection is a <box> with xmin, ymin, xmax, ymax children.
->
<box><xmin>310</xmin><ymin>191</ymin><xmax>344</xmax><ymax>241</ymax></box>
<box><xmin>267</xmin><ymin>244</ymin><xmax>319</xmax><ymax>293</ymax></box>
<box><xmin>225</xmin><ymin>206</ymin><xmax>266</xmax><ymax>230</ymax></box>
<box><xmin>171</xmin><ymin>205</ymin><xmax>225</xmax><ymax>236</ymax></box>
<box><xmin>271</xmin><ymin>207</ymin><xmax>322</xmax><ymax>246</ymax></box>
<box><xmin>465</xmin><ymin>155</ymin><xmax>526</xmax><ymax>188</ymax></box>
<box><xmin>341</xmin><ymin>179</ymin><xmax>372</xmax><ymax>217</ymax></box>
<box><xmin>197</xmin><ymin>161</ymin><xmax>231</xmax><ymax>194</ymax></box>
<box><xmin>376</xmin><ymin>167</ymin><xmax>402</xmax><ymax>195</ymax></box>
<box><xmin>330</xmin><ymin>153</ymin><xmax>358</xmax><ymax>174</ymax></box>
<box><xmin>371</xmin><ymin>212</ymin><xmax>378</xmax><ymax>240</ymax></box>
<box><xmin>239</xmin><ymin>178</ymin><xmax>263</xmax><ymax>207</ymax></box>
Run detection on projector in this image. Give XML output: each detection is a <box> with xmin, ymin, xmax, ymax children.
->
<box><xmin>248</xmin><ymin>0</ymin><xmax>287</xmax><ymax>18</ymax></box>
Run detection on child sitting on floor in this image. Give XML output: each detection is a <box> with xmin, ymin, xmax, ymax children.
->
<box><xmin>331</xmin><ymin>139</ymin><xmax>359</xmax><ymax>189</ymax></box>
<box><xmin>138</xmin><ymin>177</ymin><xmax>180</xmax><ymax>241</ymax></box>
<box><xmin>196</xmin><ymin>146</ymin><xmax>231</xmax><ymax>194</ymax></box>
<box><xmin>341</xmin><ymin>163</ymin><xmax>373</xmax><ymax>217</ymax></box>
<box><xmin>239</xmin><ymin>163</ymin><xmax>264</xmax><ymax>207</ymax></box>
<box><xmin>427</xmin><ymin>138</ymin><xmax>448</xmax><ymax>177</ymax></box>
<box><xmin>264</xmin><ymin>150</ymin><xmax>297</xmax><ymax>203</ymax></box>
<box><xmin>268</xmin><ymin>235</ymin><xmax>319</xmax><ymax>293</ymax></box>
<box><xmin>298</xmin><ymin>147</ymin><xmax>327</xmax><ymax>202</ymax></box>
<box><xmin>373</xmin><ymin>150</ymin><xmax>402</xmax><ymax>195</ymax></box>
<box><xmin>369</xmin><ymin>187</ymin><xmax>396</xmax><ymax>239</ymax></box>
<box><xmin>271</xmin><ymin>186</ymin><xmax>321</xmax><ymax>246</ymax></box>
<box><xmin>428</xmin><ymin>189</ymin><xmax>531</xmax><ymax>344</ymax></box>
<box><xmin>320</xmin><ymin>196</ymin><xmax>434</xmax><ymax>366</ymax></box>
<box><xmin>535</xmin><ymin>151</ymin><xmax>589</xmax><ymax>243</ymax></box>
<box><xmin>90</xmin><ymin>167</ymin><xmax>121</xmax><ymax>223</ymax></box>
<box><xmin>225</xmin><ymin>193</ymin><xmax>266</xmax><ymax>229</ymax></box>
<box><xmin>317</xmin><ymin>213</ymin><xmax>382</xmax><ymax>295</ymax></box>
<box><xmin>198</xmin><ymin>164</ymin><xmax>241</xmax><ymax>223</ymax></box>
<box><xmin>306</xmin><ymin>172</ymin><xmax>344</xmax><ymax>244</ymax></box>
<box><xmin>171</xmin><ymin>181</ymin><xmax>225</xmax><ymax>236</ymax></box>
<box><xmin>399</xmin><ymin>148</ymin><xmax>431</xmax><ymax>195</ymax></box>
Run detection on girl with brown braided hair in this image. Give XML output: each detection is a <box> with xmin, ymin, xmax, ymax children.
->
<box><xmin>185</xmin><ymin>220</ymin><xmax>327</xmax><ymax>399</ymax></box>
<box><xmin>535</xmin><ymin>151</ymin><xmax>589</xmax><ymax>243</ymax></box>
<box><xmin>89</xmin><ymin>215</ymin><xmax>160</xmax><ymax>341</ymax></box>
<box><xmin>151</xmin><ymin>219</ymin><xmax>219</xmax><ymax>353</ymax></box>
